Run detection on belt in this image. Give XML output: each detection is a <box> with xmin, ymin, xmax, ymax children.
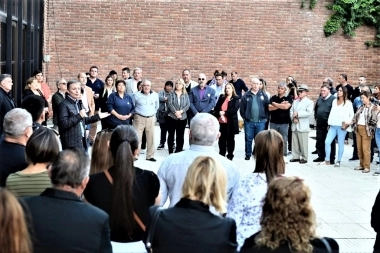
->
<box><xmin>136</xmin><ymin>114</ymin><xmax>154</xmax><ymax>118</ymax></box>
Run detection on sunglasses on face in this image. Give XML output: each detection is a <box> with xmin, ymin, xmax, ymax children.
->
<box><xmin>198</xmin><ymin>78</ymin><xmax>205</xmax><ymax>81</ymax></box>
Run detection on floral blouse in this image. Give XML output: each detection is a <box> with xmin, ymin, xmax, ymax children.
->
<box><xmin>227</xmin><ymin>173</ymin><xmax>267</xmax><ymax>250</ymax></box>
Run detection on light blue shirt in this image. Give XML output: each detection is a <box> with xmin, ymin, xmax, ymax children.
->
<box><xmin>157</xmin><ymin>144</ymin><xmax>240</xmax><ymax>207</ymax></box>
<box><xmin>132</xmin><ymin>91</ymin><xmax>159</xmax><ymax>117</ymax></box>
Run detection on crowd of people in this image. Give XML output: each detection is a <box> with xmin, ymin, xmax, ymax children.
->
<box><xmin>0</xmin><ymin>67</ymin><xmax>379</xmax><ymax>253</ymax></box>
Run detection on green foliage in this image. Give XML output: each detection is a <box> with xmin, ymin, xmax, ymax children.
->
<box><xmin>301</xmin><ymin>0</ymin><xmax>380</xmax><ymax>47</ymax></box>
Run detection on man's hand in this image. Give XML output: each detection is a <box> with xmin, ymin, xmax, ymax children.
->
<box><xmin>79</xmin><ymin>109</ymin><xmax>87</xmax><ymax>118</ymax></box>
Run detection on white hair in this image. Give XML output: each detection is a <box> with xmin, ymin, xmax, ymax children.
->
<box><xmin>190</xmin><ymin>113</ymin><xmax>219</xmax><ymax>146</ymax></box>
<box><xmin>3</xmin><ymin>108</ymin><xmax>33</xmax><ymax>137</ymax></box>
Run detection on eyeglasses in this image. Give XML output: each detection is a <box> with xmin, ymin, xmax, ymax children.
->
<box><xmin>198</xmin><ymin>78</ymin><xmax>205</xmax><ymax>81</ymax></box>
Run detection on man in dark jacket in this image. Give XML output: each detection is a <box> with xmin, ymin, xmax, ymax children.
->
<box><xmin>240</xmin><ymin>77</ymin><xmax>269</xmax><ymax>160</ymax></box>
<box><xmin>314</xmin><ymin>85</ymin><xmax>336</xmax><ymax>163</ymax></box>
<box><xmin>23</xmin><ymin>148</ymin><xmax>112</xmax><ymax>253</ymax></box>
<box><xmin>58</xmin><ymin>80</ymin><xmax>109</xmax><ymax>150</ymax></box>
<box><xmin>0</xmin><ymin>74</ymin><xmax>16</xmax><ymax>137</ymax></box>
<box><xmin>230</xmin><ymin>71</ymin><xmax>248</xmax><ymax>98</ymax></box>
<box><xmin>0</xmin><ymin>108</ymin><xmax>32</xmax><ymax>186</ymax></box>
<box><xmin>52</xmin><ymin>79</ymin><xmax>67</xmax><ymax>131</ymax></box>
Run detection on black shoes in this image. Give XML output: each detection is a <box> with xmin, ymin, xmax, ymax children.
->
<box><xmin>299</xmin><ymin>159</ymin><xmax>307</xmax><ymax>164</ymax></box>
<box><xmin>157</xmin><ymin>144</ymin><xmax>164</xmax><ymax>149</ymax></box>
<box><xmin>146</xmin><ymin>158</ymin><xmax>157</xmax><ymax>162</ymax></box>
<box><xmin>313</xmin><ymin>158</ymin><xmax>324</xmax><ymax>162</ymax></box>
<box><xmin>289</xmin><ymin>159</ymin><xmax>300</xmax><ymax>162</ymax></box>
<box><xmin>311</xmin><ymin>150</ymin><xmax>318</xmax><ymax>154</ymax></box>
<box><xmin>245</xmin><ymin>156</ymin><xmax>250</xmax><ymax>160</ymax></box>
<box><xmin>349</xmin><ymin>157</ymin><xmax>359</xmax><ymax>161</ymax></box>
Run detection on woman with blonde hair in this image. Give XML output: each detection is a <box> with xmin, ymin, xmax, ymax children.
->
<box><xmin>166</xmin><ymin>78</ymin><xmax>190</xmax><ymax>154</ymax></box>
<box><xmin>240</xmin><ymin>177</ymin><xmax>339</xmax><ymax>252</ymax></box>
<box><xmin>0</xmin><ymin>188</ymin><xmax>32</xmax><ymax>253</ymax></box>
<box><xmin>23</xmin><ymin>77</ymin><xmax>49</xmax><ymax>125</ymax></box>
<box><xmin>213</xmin><ymin>83</ymin><xmax>240</xmax><ymax>160</ymax></box>
<box><xmin>90</xmin><ymin>129</ymin><xmax>114</xmax><ymax>175</ymax></box>
<box><xmin>227</xmin><ymin>129</ymin><xmax>285</xmax><ymax>250</ymax></box>
<box><xmin>145</xmin><ymin>156</ymin><xmax>237</xmax><ymax>253</ymax></box>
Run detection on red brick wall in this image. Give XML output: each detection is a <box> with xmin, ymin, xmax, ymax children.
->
<box><xmin>43</xmin><ymin>0</ymin><xmax>380</xmax><ymax>100</ymax></box>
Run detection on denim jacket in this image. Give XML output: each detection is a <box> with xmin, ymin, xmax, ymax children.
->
<box><xmin>240</xmin><ymin>90</ymin><xmax>269</xmax><ymax>122</ymax></box>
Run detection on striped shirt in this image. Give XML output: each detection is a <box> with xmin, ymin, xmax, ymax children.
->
<box><xmin>6</xmin><ymin>171</ymin><xmax>51</xmax><ymax>197</ymax></box>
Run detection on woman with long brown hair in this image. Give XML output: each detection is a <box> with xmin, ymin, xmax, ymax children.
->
<box><xmin>0</xmin><ymin>188</ymin><xmax>32</xmax><ymax>253</ymax></box>
<box><xmin>240</xmin><ymin>177</ymin><xmax>339</xmax><ymax>252</ymax></box>
<box><xmin>90</xmin><ymin>129</ymin><xmax>113</xmax><ymax>175</ymax></box>
<box><xmin>84</xmin><ymin>125</ymin><xmax>160</xmax><ymax>249</ymax></box>
<box><xmin>318</xmin><ymin>86</ymin><xmax>354</xmax><ymax>167</ymax></box>
<box><xmin>99</xmin><ymin>75</ymin><xmax>115</xmax><ymax>129</ymax></box>
<box><xmin>227</xmin><ymin>129</ymin><xmax>285</xmax><ymax>250</ymax></box>
<box><xmin>213</xmin><ymin>83</ymin><xmax>240</xmax><ymax>160</ymax></box>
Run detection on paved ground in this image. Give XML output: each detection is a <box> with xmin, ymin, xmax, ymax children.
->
<box><xmin>82</xmin><ymin>119</ymin><xmax>376</xmax><ymax>253</ymax></box>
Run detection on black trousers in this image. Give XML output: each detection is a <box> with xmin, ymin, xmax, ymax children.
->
<box><xmin>167</xmin><ymin>117</ymin><xmax>187</xmax><ymax>153</ymax></box>
<box><xmin>352</xmin><ymin>132</ymin><xmax>359</xmax><ymax>159</ymax></box>
<box><xmin>288</xmin><ymin>122</ymin><xmax>292</xmax><ymax>152</ymax></box>
<box><xmin>316</xmin><ymin>124</ymin><xmax>336</xmax><ymax>162</ymax></box>
<box><xmin>159</xmin><ymin>123</ymin><xmax>168</xmax><ymax>145</ymax></box>
<box><xmin>218</xmin><ymin>123</ymin><xmax>235</xmax><ymax>159</ymax></box>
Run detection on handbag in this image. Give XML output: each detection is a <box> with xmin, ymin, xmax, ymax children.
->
<box><xmin>103</xmin><ymin>170</ymin><xmax>146</xmax><ymax>231</ymax></box>
<box><xmin>145</xmin><ymin>206</ymin><xmax>163</xmax><ymax>253</ymax></box>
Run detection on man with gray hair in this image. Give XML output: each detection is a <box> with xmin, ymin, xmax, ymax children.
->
<box><xmin>0</xmin><ymin>108</ymin><xmax>33</xmax><ymax>186</ymax></box>
<box><xmin>0</xmin><ymin>74</ymin><xmax>16</xmax><ymax>136</ymax></box>
<box><xmin>23</xmin><ymin>148</ymin><xmax>112</xmax><ymax>252</ymax></box>
<box><xmin>126</xmin><ymin>68</ymin><xmax>142</xmax><ymax>94</ymax></box>
<box><xmin>133</xmin><ymin>79</ymin><xmax>159</xmax><ymax>161</ymax></box>
<box><xmin>52</xmin><ymin>78</ymin><xmax>67</xmax><ymax>131</ymax></box>
<box><xmin>157</xmin><ymin>113</ymin><xmax>240</xmax><ymax>207</ymax></box>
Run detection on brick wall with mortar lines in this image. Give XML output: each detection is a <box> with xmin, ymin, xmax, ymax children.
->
<box><xmin>43</xmin><ymin>0</ymin><xmax>380</xmax><ymax>100</ymax></box>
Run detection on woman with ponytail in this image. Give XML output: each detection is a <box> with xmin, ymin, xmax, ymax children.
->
<box><xmin>84</xmin><ymin>125</ymin><xmax>160</xmax><ymax>247</ymax></box>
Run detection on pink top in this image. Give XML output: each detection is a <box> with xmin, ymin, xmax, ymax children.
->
<box><xmin>40</xmin><ymin>82</ymin><xmax>51</xmax><ymax>101</ymax></box>
<box><xmin>219</xmin><ymin>98</ymin><xmax>229</xmax><ymax>123</ymax></box>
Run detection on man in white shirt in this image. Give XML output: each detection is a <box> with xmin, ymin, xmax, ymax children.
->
<box><xmin>126</xmin><ymin>68</ymin><xmax>142</xmax><ymax>94</ymax></box>
<box><xmin>158</xmin><ymin>113</ymin><xmax>240</xmax><ymax>207</ymax></box>
<box><xmin>133</xmin><ymin>79</ymin><xmax>159</xmax><ymax>161</ymax></box>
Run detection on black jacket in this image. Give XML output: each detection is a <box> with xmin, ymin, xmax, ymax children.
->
<box><xmin>145</xmin><ymin>198</ymin><xmax>237</xmax><ymax>253</ymax></box>
<box><xmin>214</xmin><ymin>95</ymin><xmax>240</xmax><ymax>134</ymax></box>
<box><xmin>58</xmin><ymin>95</ymin><xmax>100</xmax><ymax>149</ymax></box>
<box><xmin>0</xmin><ymin>87</ymin><xmax>16</xmax><ymax>136</ymax></box>
<box><xmin>372</xmin><ymin>190</ymin><xmax>380</xmax><ymax>250</ymax></box>
<box><xmin>22</xmin><ymin>188</ymin><xmax>112</xmax><ymax>253</ymax></box>
<box><xmin>240</xmin><ymin>232</ymin><xmax>339</xmax><ymax>253</ymax></box>
<box><xmin>52</xmin><ymin>91</ymin><xmax>65</xmax><ymax>125</ymax></box>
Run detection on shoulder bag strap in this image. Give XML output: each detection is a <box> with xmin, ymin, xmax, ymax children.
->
<box><xmin>103</xmin><ymin>170</ymin><xmax>146</xmax><ymax>232</ymax></box>
<box><xmin>145</xmin><ymin>206</ymin><xmax>163</xmax><ymax>252</ymax></box>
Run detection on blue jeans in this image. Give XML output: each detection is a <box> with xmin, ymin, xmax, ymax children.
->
<box><xmin>375</xmin><ymin>128</ymin><xmax>380</xmax><ymax>172</ymax></box>
<box><xmin>325</xmin><ymin>125</ymin><xmax>347</xmax><ymax>162</ymax></box>
<box><xmin>244</xmin><ymin>120</ymin><xmax>266</xmax><ymax>156</ymax></box>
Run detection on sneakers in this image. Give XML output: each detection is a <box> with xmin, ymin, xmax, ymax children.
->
<box><xmin>334</xmin><ymin>161</ymin><xmax>340</xmax><ymax>167</ymax></box>
<box><xmin>284</xmin><ymin>156</ymin><xmax>288</xmax><ymax>164</ymax></box>
<box><xmin>373</xmin><ymin>171</ymin><xmax>380</xmax><ymax>176</ymax></box>
<box><xmin>318</xmin><ymin>161</ymin><xmax>331</xmax><ymax>165</ymax></box>
<box><xmin>157</xmin><ymin>144</ymin><xmax>165</xmax><ymax>149</ymax></box>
